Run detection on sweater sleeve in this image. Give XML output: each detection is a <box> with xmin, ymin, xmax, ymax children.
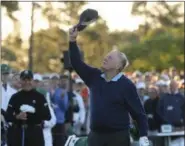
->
<box><xmin>69</xmin><ymin>41</ymin><xmax>101</xmax><ymax>86</ymax></box>
<box><xmin>44</xmin><ymin>105</ymin><xmax>56</xmax><ymax>128</ymax></box>
<box><xmin>6</xmin><ymin>95</ymin><xmax>17</xmax><ymax>122</ymax></box>
<box><xmin>124</xmin><ymin>82</ymin><xmax>148</xmax><ymax>137</ymax></box>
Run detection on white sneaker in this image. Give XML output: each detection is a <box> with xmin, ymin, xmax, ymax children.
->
<box><xmin>65</xmin><ymin>135</ymin><xmax>80</xmax><ymax>146</ymax></box>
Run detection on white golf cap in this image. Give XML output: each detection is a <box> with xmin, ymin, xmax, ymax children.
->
<box><xmin>160</xmin><ymin>74</ymin><xmax>170</xmax><ymax>81</ymax></box>
<box><xmin>156</xmin><ymin>80</ymin><xmax>168</xmax><ymax>86</ymax></box>
<box><xmin>50</xmin><ymin>73</ymin><xmax>59</xmax><ymax>79</ymax></box>
<box><xmin>133</xmin><ymin>70</ymin><xmax>142</xmax><ymax>77</ymax></box>
<box><xmin>34</xmin><ymin>73</ymin><xmax>42</xmax><ymax>81</ymax></box>
<box><xmin>136</xmin><ymin>82</ymin><xmax>146</xmax><ymax>89</ymax></box>
<box><xmin>75</xmin><ymin>78</ymin><xmax>84</xmax><ymax>84</ymax></box>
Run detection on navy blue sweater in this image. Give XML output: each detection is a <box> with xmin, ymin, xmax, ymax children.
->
<box><xmin>157</xmin><ymin>93</ymin><xmax>185</xmax><ymax>126</ymax></box>
<box><xmin>69</xmin><ymin>41</ymin><xmax>148</xmax><ymax>136</ymax></box>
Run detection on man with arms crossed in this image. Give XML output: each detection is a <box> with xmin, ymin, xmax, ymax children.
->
<box><xmin>67</xmin><ymin>27</ymin><xmax>149</xmax><ymax>146</ymax></box>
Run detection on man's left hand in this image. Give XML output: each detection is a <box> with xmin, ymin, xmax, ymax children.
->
<box><xmin>139</xmin><ymin>136</ymin><xmax>150</xmax><ymax>146</ymax></box>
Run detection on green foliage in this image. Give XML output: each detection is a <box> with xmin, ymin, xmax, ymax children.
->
<box><xmin>122</xmin><ymin>2</ymin><xmax>184</xmax><ymax>72</ymax></box>
<box><xmin>131</xmin><ymin>2</ymin><xmax>147</xmax><ymax>16</ymax></box>
<box><xmin>33</xmin><ymin>27</ymin><xmax>68</xmax><ymax>73</ymax></box>
<box><xmin>1</xmin><ymin>1</ymin><xmax>19</xmax><ymax>20</ymax></box>
<box><xmin>131</xmin><ymin>1</ymin><xmax>184</xmax><ymax>28</ymax></box>
<box><xmin>61</xmin><ymin>2</ymin><xmax>87</xmax><ymax>25</ymax></box>
<box><xmin>123</xmin><ymin>26</ymin><xmax>184</xmax><ymax>72</ymax></box>
<box><xmin>41</xmin><ymin>1</ymin><xmax>86</xmax><ymax>27</ymax></box>
<box><xmin>2</xmin><ymin>2</ymin><xmax>184</xmax><ymax>72</ymax></box>
<box><xmin>2</xmin><ymin>35</ymin><xmax>27</xmax><ymax>70</ymax></box>
<box><xmin>1</xmin><ymin>47</ymin><xmax>17</xmax><ymax>61</ymax></box>
<box><xmin>1</xmin><ymin>1</ymin><xmax>19</xmax><ymax>13</ymax></box>
<box><xmin>41</xmin><ymin>2</ymin><xmax>63</xmax><ymax>27</ymax></box>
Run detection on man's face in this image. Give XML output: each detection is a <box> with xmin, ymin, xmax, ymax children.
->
<box><xmin>33</xmin><ymin>80</ymin><xmax>41</xmax><ymax>88</ymax></box>
<box><xmin>51</xmin><ymin>78</ymin><xmax>59</xmax><ymax>87</ymax></box>
<box><xmin>145</xmin><ymin>75</ymin><xmax>151</xmax><ymax>82</ymax></box>
<box><xmin>138</xmin><ymin>88</ymin><xmax>146</xmax><ymax>97</ymax></box>
<box><xmin>148</xmin><ymin>87</ymin><xmax>157</xmax><ymax>99</ymax></box>
<box><xmin>60</xmin><ymin>78</ymin><xmax>69</xmax><ymax>89</ymax></box>
<box><xmin>102</xmin><ymin>50</ymin><xmax>121</xmax><ymax>71</ymax></box>
<box><xmin>170</xmin><ymin>80</ymin><xmax>178</xmax><ymax>93</ymax></box>
<box><xmin>1</xmin><ymin>73</ymin><xmax>9</xmax><ymax>83</ymax></box>
<box><xmin>74</xmin><ymin>83</ymin><xmax>84</xmax><ymax>92</ymax></box>
<box><xmin>20</xmin><ymin>78</ymin><xmax>33</xmax><ymax>91</ymax></box>
<box><xmin>159</xmin><ymin>85</ymin><xmax>169</xmax><ymax>94</ymax></box>
<box><xmin>11</xmin><ymin>75</ymin><xmax>21</xmax><ymax>90</ymax></box>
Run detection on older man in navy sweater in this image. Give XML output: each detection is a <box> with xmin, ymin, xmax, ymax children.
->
<box><xmin>66</xmin><ymin>27</ymin><xmax>149</xmax><ymax>146</ymax></box>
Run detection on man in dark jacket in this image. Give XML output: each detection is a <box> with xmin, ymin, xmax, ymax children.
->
<box><xmin>144</xmin><ymin>86</ymin><xmax>161</xmax><ymax>131</ymax></box>
<box><xmin>6</xmin><ymin>70</ymin><xmax>51</xmax><ymax>146</ymax></box>
<box><xmin>157</xmin><ymin>80</ymin><xmax>185</xmax><ymax>127</ymax></box>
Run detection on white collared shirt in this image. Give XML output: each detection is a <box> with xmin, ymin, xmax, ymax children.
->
<box><xmin>100</xmin><ymin>72</ymin><xmax>123</xmax><ymax>82</ymax></box>
<box><xmin>1</xmin><ymin>83</ymin><xmax>17</xmax><ymax>111</ymax></box>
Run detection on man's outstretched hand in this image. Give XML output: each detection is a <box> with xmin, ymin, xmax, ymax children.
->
<box><xmin>69</xmin><ymin>27</ymin><xmax>78</xmax><ymax>42</ymax></box>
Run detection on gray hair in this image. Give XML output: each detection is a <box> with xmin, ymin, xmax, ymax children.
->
<box><xmin>118</xmin><ymin>52</ymin><xmax>129</xmax><ymax>70</ymax></box>
<box><xmin>112</xmin><ymin>48</ymin><xmax>129</xmax><ymax>71</ymax></box>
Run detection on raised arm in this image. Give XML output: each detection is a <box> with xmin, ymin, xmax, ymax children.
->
<box><xmin>68</xmin><ymin>27</ymin><xmax>101</xmax><ymax>86</ymax></box>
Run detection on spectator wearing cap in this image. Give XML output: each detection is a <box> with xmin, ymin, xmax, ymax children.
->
<box><xmin>33</xmin><ymin>73</ymin><xmax>48</xmax><ymax>97</ymax></box>
<box><xmin>160</xmin><ymin>74</ymin><xmax>170</xmax><ymax>82</ymax></box>
<box><xmin>1</xmin><ymin>63</ymin><xmax>15</xmax><ymax>146</ymax></box>
<box><xmin>1</xmin><ymin>64</ymin><xmax>17</xmax><ymax>118</ymax></box>
<box><xmin>33</xmin><ymin>73</ymin><xmax>56</xmax><ymax>146</ymax></box>
<box><xmin>51</xmin><ymin>75</ymin><xmax>69</xmax><ymax>146</ymax></box>
<box><xmin>73</xmin><ymin>78</ymin><xmax>90</xmax><ymax>136</ymax></box>
<box><xmin>10</xmin><ymin>73</ymin><xmax>22</xmax><ymax>91</ymax></box>
<box><xmin>74</xmin><ymin>78</ymin><xmax>89</xmax><ymax>108</ymax></box>
<box><xmin>155</xmin><ymin>80</ymin><xmax>170</xmax><ymax>96</ymax></box>
<box><xmin>136</xmin><ymin>82</ymin><xmax>149</xmax><ymax>103</ymax></box>
<box><xmin>50</xmin><ymin>73</ymin><xmax>60</xmax><ymax>97</ymax></box>
<box><xmin>71</xmin><ymin>79</ymin><xmax>86</xmax><ymax>136</ymax></box>
<box><xmin>58</xmin><ymin>75</ymin><xmax>85</xmax><ymax>137</ymax></box>
<box><xmin>74</xmin><ymin>78</ymin><xmax>85</xmax><ymax>93</ymax></box>
<box><xmin>6</xmin><ymin>70</ymin><xmax>51</xmax><ymax>146</ymax></box>
<box><xmin>157</xmin><ymin>80</ymin><xmax>185</xmax><ymax>128</ymax></box>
